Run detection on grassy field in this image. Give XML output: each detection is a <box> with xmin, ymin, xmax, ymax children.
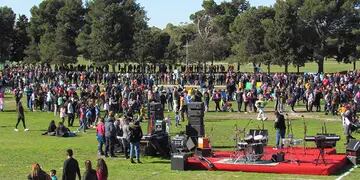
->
<box><xmin>0</xmin><ymin>95</ymin><xmax>360</xmax><ymax>179</ymax></box>
<box><xmin>77</xmin><ymin>57</ymin><xmax>358</xmax><ymax>73</ymax></box>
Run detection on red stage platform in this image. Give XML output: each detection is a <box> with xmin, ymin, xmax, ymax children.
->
<box><xmin>187</xmin><ymin>147</ymin><xmax>348</xmax><ymax>175</ymax></box>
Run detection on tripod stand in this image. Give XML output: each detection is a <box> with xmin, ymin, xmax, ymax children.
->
<box><xmin>286</xmin><ymin>114</ymin><xmax>294</xmax><ymax>138</ymax></box>
<box><xmin>284</xmin><ymin>114</ymin><xmax>300</xmax><ymax>164</ymax></box>
<box><xmin>315</xmin><ymin>136</ymin><xmax>327</xmax><ymax>166</ymax></box>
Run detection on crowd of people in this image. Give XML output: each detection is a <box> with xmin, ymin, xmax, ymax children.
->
<box><xmin>0</xmin><ymin>63</ymin><xmax>358</xmax><ymax>130</ymax></box>
<box><xmin>28</xmin><ymin>149</ymin><xmax>108</xmax><ymax>180</ymax></box>
<box><xmin>1</xmin><ymin>63</ymin><xmax>358</xmax><ymax>118</ymax></box>
<box><xmin>0</xmin><ymin>64</ymin><xmax>360</xmax><ymax>177</ymax></box>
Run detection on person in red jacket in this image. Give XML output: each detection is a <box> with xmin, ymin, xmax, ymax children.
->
<box><xmin>96</xmin><ymin>118</ymin><xmax>105</xmax><ymax>156</ymax></box>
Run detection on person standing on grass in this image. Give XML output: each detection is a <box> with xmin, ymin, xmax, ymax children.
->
<box><xmin>62</xmin><ymin>149</ymin><xmax>81</xmax><ymax>180</ymax></box>
<box><xmin>121</xmin><ymin>118</ymin><xmax>130</xmax><ymax>159</ymax></box>
<box><xmin>27</xmin><ymin>163</ymin><xmax>51</xmax><ymax>180</ymax></box>
<box><xmin>274</xmin><ymin>111</ymin><xmax>286</xmax><ymax>149</ymax></box>
<box><xmin>255</xmin><ymin>96</ymin><xmax>267</xmax><ymax>121</ymax></box>
<box><xmin>96</xmin><ymin>158</ymin><xmax>108</xmax><ymax>180</ymax></box>
<box><xmin>60</xmin><ymin>105</ymin><xmax>67</xmax><ymax>124</ymax></box>
<box><xmin>129</xmin><ymin>120</ymin><xmax>143</xmax><ymax>164</ymax></box>
<box><xmin>83</xmin><ymin>160</ymin><xmax>97</xmax><ymax>180</ymax></box>
<box><xmin>67</xmin><ymin>100</ymin><xmax>75</xmax><ymax>127</ymax></box>
<box><xmin>96</xmin><ymin>118</ymin><xmax>105</xmax><ymax>156</ymax></box>
<box><xmin>0</xmin><ymin>89</ymin><xmax>4</xmax><ymax>112</ymax></box>
<box><xmin>235</xmin><ymin>88</ymin><xmax>243</xmax><ymax>112</ymax></box>
<box><xmin>105</xmin><ymin>111</ymin><xmax>116</xmax><ymax>158</ymax></box>
<box><xmin>77</xmin><ymin>104</ymin><xmax>87</xmax><ymax>133</ymax></box>
<box><xmin>15</xmin><ymin>101</ymin><xmax>28</xmax><ymax>132</ymax></box>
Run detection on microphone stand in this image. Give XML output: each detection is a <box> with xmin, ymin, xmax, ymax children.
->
<box><xmin>234</xmin><ymin>124</ymin><xmax>238</xmax><ymax>151</ymax></box>
<box><xmin>286</xmin><ymin>114</ymin><xmax>293</xmax><ymax>138</ymax></box>
<box><xmin>243</xmin><ymin>118</ymin><xmax>254</xmax><ymax>138</ymax></box>
<box><xmin>302</xmin><ymin>115</ymin><xmax>307</xmax><ymax>155</ymax></box>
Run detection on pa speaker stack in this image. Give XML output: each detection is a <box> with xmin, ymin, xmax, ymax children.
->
<box><xmin>148</xmin><ymin>102</ymin><xmax>164</xmax><ymax>134</ymax></box>
<box><xmin>186</xmin><ymin>102</ymin><xmax>205</xmax><ymax>140</ymax></box>
<box><xmin>149</xmin><ymin>102</ymin><xmax>164</xmax><ymax>120</ymax></box>
<box><xmin>346</xmin><ymin>139</ymin><xmax>360</xmax><ymax>165</ymax></box>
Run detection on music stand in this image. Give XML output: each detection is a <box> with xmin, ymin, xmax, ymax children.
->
<box><xmin>314</xmin><ymin>135</ymin><xmax>327</xmax><ymax>165</ymax></box>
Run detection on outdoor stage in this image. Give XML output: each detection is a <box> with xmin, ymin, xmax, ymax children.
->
<box><xmin>186</xmin><ymin>147</ymin><xmax>348</xmax><ymax>175</ymax></box>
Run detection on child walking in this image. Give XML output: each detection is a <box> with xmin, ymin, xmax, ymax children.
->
<box><xmin>175</xmin><ymin>111</ymin><xmax>180</xmax><ymax>127</ymax></box>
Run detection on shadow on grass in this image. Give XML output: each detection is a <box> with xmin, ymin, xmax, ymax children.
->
<box><xmin>1</xmin><ymin>110</ymin><xmax>16</xmax><ymax>112</ymax></box>
<box><xmin>150</xmin><ymin>160</ymin><xmax>170</xmax><ymax>164</ymax></box>
<box><xmin>211</xmin><ymin>145</ymin><xmax>235</xmax><ymax>149</ymax></box>
<box><xmin>0</xmin><ymin>125</ymin><xmax>15</xmax><ymax>128</ymax></box>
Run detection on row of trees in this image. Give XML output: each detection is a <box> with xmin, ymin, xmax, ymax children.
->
<box><xmin>192</xmin><ymin>0</ymin><xmax>360</xmax><ymax>73</ymax></box>
<box><xmin>0</xmin><ymin>0</ymin><xmax>359</xmax><ymax>73</ymax></box>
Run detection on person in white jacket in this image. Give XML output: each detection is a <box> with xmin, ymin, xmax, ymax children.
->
<box><xmin>255</xmin><ymin>96</ymin><xmax>268</xmax><ymax>121</ymax></box>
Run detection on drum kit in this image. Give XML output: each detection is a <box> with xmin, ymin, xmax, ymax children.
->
<box><xmin>233</xmin><ymin>132</ymin><xmax>268</xmax><ymax>163</ymax></box>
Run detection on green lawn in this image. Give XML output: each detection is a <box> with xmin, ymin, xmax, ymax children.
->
<box><xmin>0</xmin><ymin>96</ymin><xmax>360</xmax><ymax>179</ymax></box>
<box><xmin>77</xmin><ymin>57</ymin><xmax>358</xmax><ymax>73</ymax></box>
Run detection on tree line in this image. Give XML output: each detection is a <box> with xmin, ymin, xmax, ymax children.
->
<box><xmin>0</xmin><ymin>0</ymin><xmax>359</xmax><ymax>73</ymax></box>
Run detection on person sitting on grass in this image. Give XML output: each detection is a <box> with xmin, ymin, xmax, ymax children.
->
<box><xmin>42</xmin><ymin>120</ymin><xmax>57</xmax><ymax>136</ymax></box>
<box><xmin>56</xmin><ymin>122</ymin><xmax>76</xmax><ymax>137</ymax></box>
<box><xmin>83</xmin><ymin>160</ymin><xmax>97</xmax><ymax>180</ymax></box>
<box><xmin>27</xmin><ymin>163</ymin><xmax>50</xmax><ymax>180</ymax></box>
<box><xmin>96</xmin><ymin>158</ymin><xmax>108</xmax><ymax>180</ymax></box>
<box><xmin>222</xmin><ymin>100</ymin><xmax>233</xmax><ymax>112</ymax></box>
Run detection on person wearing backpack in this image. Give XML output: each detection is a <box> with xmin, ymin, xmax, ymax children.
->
<box><xmin>129</xmin><ymin>120</ymin><xmax>143</xmax><ymax>163</ymax></box>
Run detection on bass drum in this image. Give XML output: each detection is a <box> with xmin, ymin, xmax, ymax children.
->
<box><xmin>251</xmin><ymin>143</ymin><xmax>264</xmax><ymax>155</ymax></box>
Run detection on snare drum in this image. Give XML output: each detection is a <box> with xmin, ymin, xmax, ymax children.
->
<box><xmin>251</xmin><ymin>143</ymin><xmax>264</xmax><ymax>155</ymax></box>
<box><xmin>254</xmin><ymin>135</ymin><xmax>264</xmax><ymax>141</ymax></box>
<box><xmin>254</xmin><ymin>135</ymin><xmax>264</xmax><ymax>143</ymax></box>
<box><xmin>244</xmin><ymin>135</ymin><xmax>254</xmax><ymax>144</ymax></box>
<box><xmin>237</xmin><ymin>142</ymin><xmax>248</xmax><ymax>150</ymax></box>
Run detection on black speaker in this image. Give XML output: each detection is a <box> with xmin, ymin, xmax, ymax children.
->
<box><xmin>171</xmin><ymin>153</ymin><xmax>191</xmax><ymax>171</ymax></box>
<box><xmin>149</xmin><ymin>133</ymin><xmax>170</xmax><ymax>157</ymax></box>
<box><xmin>149</xmin><ymin>102</ymin><xmax>163</xmax><ymax>111</ymax></box>
<box><xmin>188</xmin><ymin>102</ymin><xmax>205</xmax><ymax>110</ymax></box>
<box><xmin>171</xmin><ymin>135</ymin><xmax>188</xmax><ymax>153</ymax></box>
<box><xmin>347</xmin><ymin>140</ymin><xmax>360</xmax><ymax>152</ymax></box>
<box><xmin>188</xmin><ymin>116</ymin><xmax>204</xmax><ymax>126</ymax></box>
<box><xmin>186</xmin><ymin>125</ymin><xmax>205</xmax><ymax>137</ymax></box>
<box><xmin>187</xmin><ymin>109</ymin><xmax>204</xmax><ymax>117</ymax></box>
<box><xmin>150</xmin><ymin>110</ymin><xmax>164</xmax><ymax>120</ymax></box>
<box><xmin>346</xmin><ymin>140</ymin><xmax>360</xmax><ymax>165</ymax></box>
<box><xmin>140</xmin><ymin>139</ymin><xmax>157</xmax><ymax>156</ymax></box>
